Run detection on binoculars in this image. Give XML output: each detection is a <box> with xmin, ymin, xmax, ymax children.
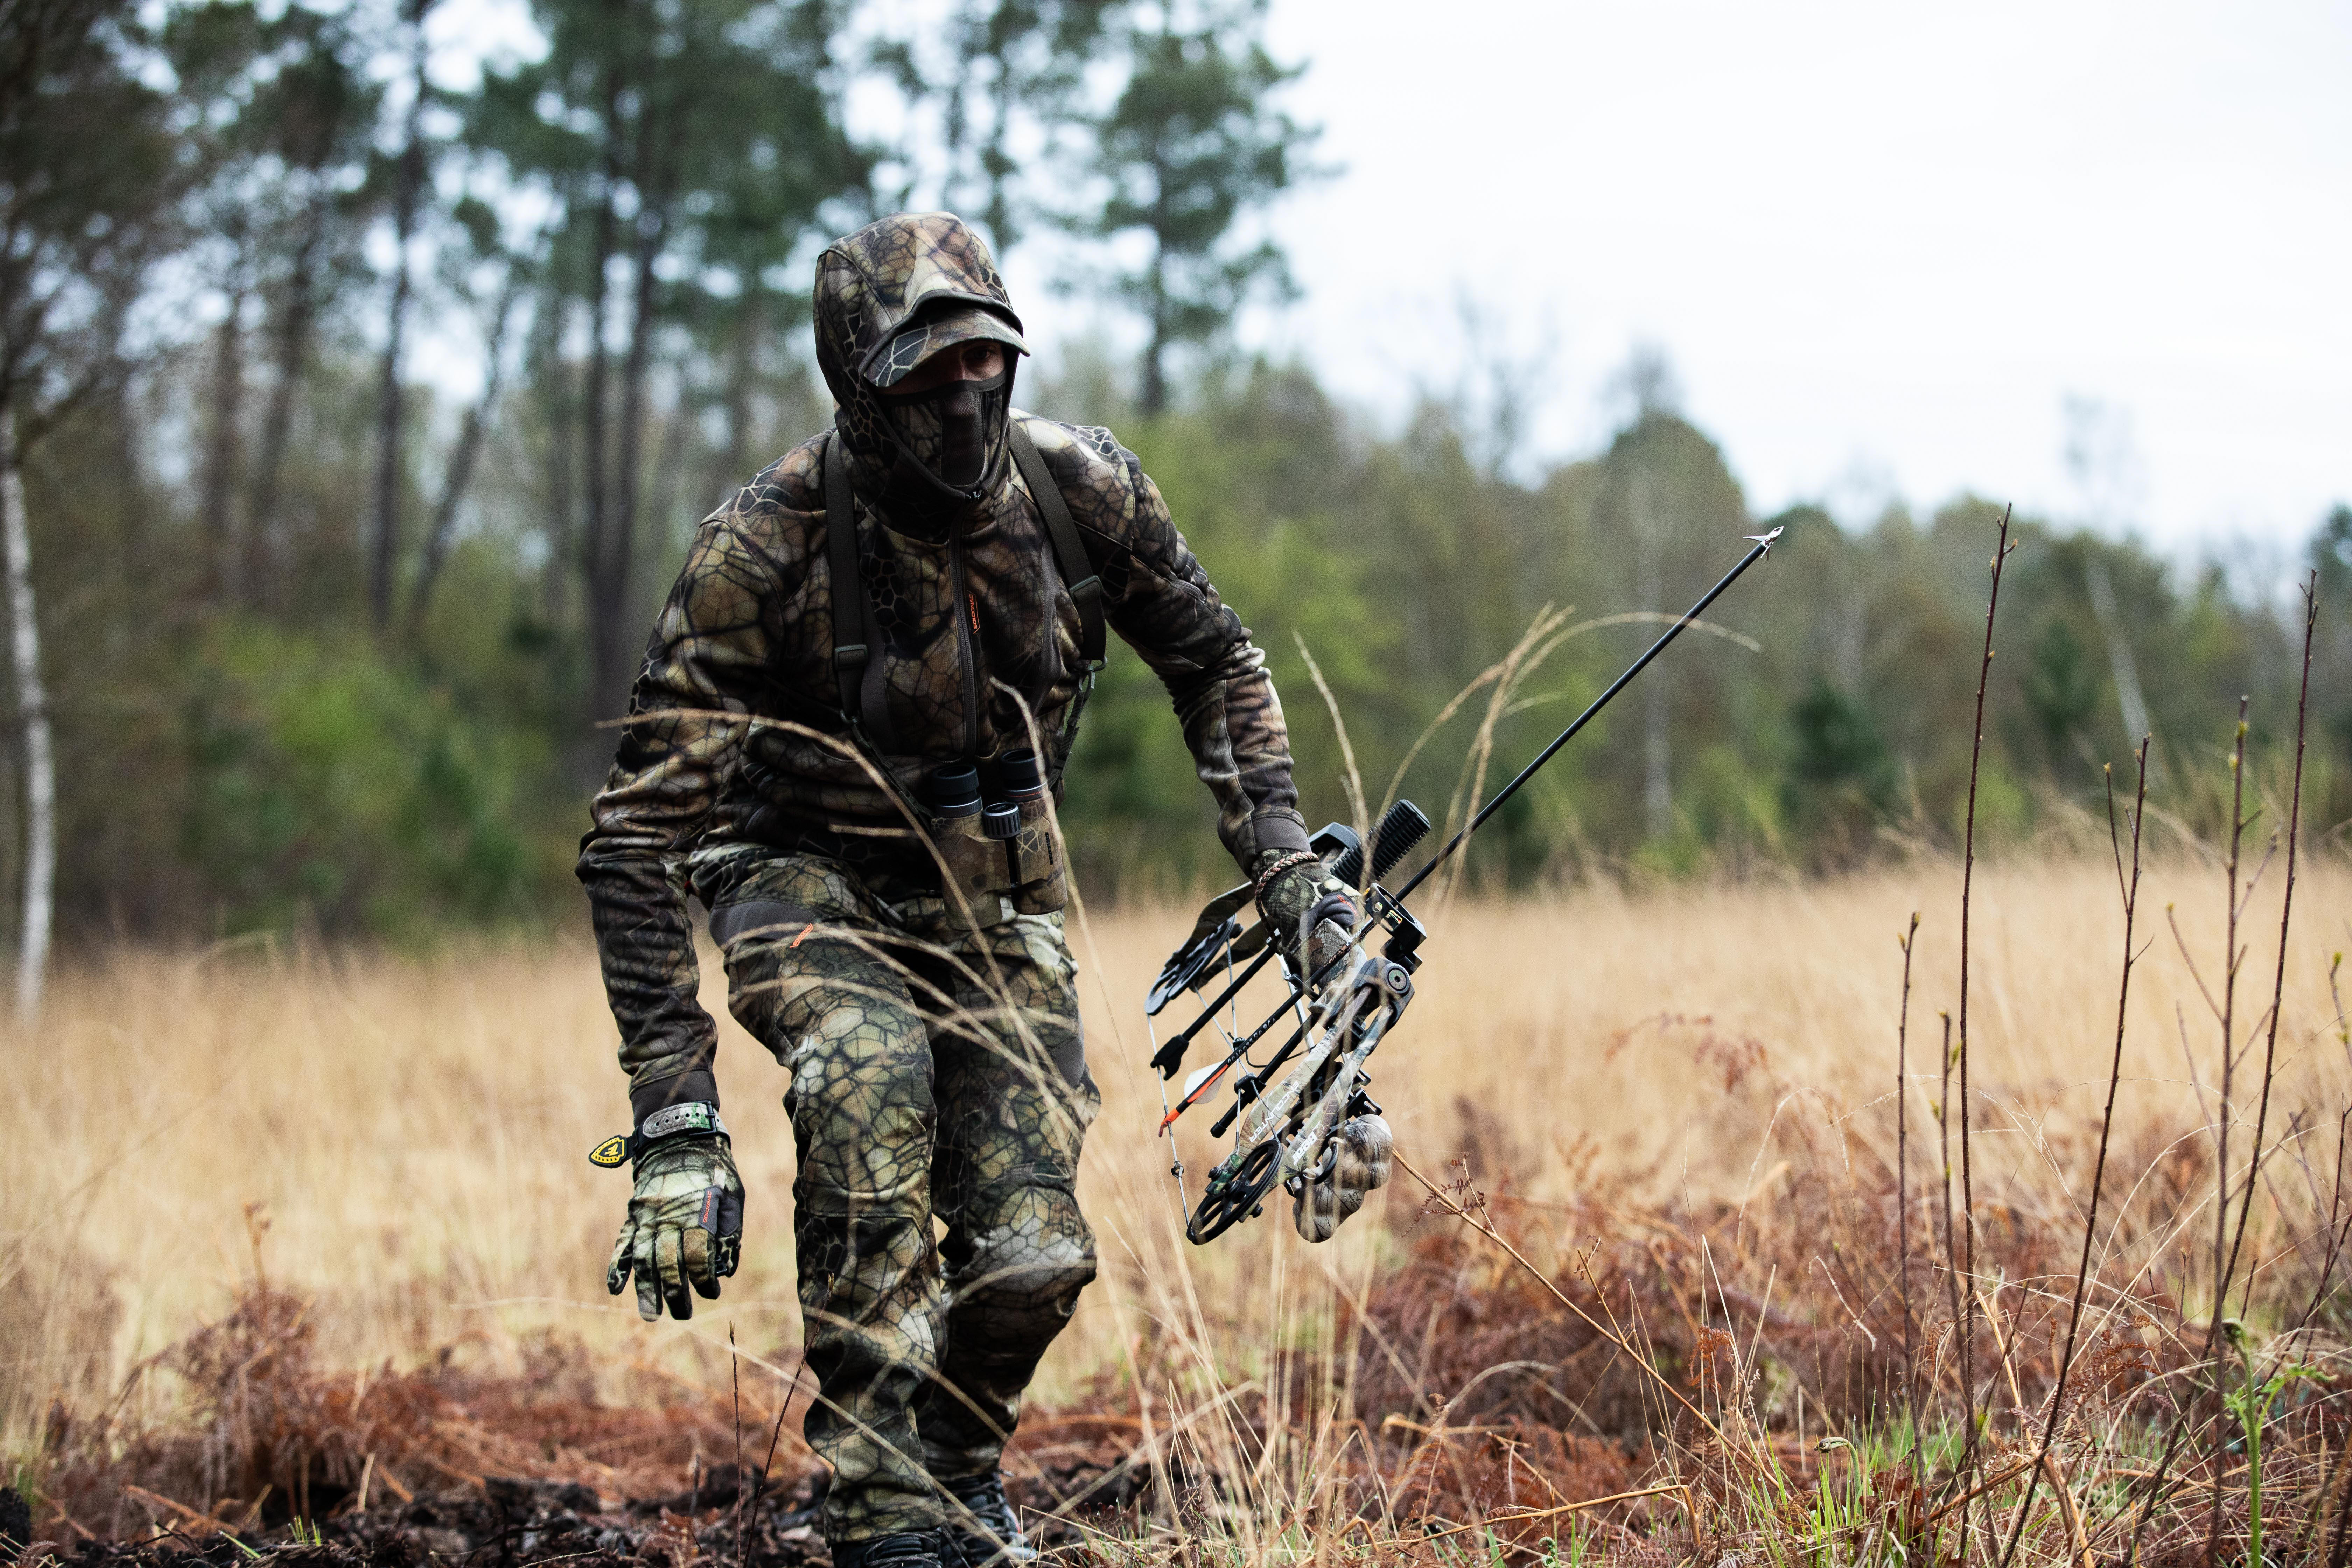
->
<box><xmin>925</xmin><ymin>748</ymin><xmax>1064</xmax><ymax>925</ymax></box>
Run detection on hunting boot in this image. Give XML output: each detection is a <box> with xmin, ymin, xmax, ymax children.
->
<box><xmin>830</xmin><ymin>1530</ymin><xmax>957</xmax><ymax>1568</ymax></box>
<box><xmin>940</xmin><ymin>1472</ymin><xmax>1036</xmax><ymax>1568</ymax></box>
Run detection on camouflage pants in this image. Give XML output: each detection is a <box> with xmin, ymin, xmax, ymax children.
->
<box><xmin>706</xmin><ymin>852</ymin><xmax>1099</xmax><ymax>1544</ymax></box>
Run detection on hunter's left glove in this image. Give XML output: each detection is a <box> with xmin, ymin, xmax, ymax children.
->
<box><xmin>1254</xmin><ymin>849</ymin><xmax>1358</xmax><ymax>979</ymax></box>
<box><xmin>597</xmin><ymin>1105</ymin><xmax>744</xmax><ymax>1322</ymax></box>
<box><xmin>1294</xmin><ymin>1114</ymin><xmax>1394</xmax><ymax>1242</ymax></box>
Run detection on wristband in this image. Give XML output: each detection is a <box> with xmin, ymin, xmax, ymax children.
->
<box><xmin>1253</xmin><ymin>850</ymin><xmax>1320</xmax><ymax>903</ymax></box>
<box><xmin>589</xmin><ymin>1101</ymin><xmax>729</xmax><ymax>1169</ymax></box>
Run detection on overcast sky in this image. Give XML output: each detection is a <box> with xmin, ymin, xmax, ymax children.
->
<box><xmin>431</xmin><ymin>0</ymin><xmax>2348</xmax><ymax>546</ymax></box>
<box><xmin>1206</xmin><ymin>0</ymin><xmax>2351</xmax><ymax>545</ymax></box>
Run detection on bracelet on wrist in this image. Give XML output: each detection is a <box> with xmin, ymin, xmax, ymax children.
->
<box><xmin>1253</xmin><ymin>850</ymin><xmax>1320</xmax><ymax>902</ymax></box>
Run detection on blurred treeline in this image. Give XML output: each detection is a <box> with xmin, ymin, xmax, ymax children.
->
<box><xmin>1080</xmin><ymin>369</ymin><xmax>2350</xmax><ymax>894</ymax></box>
<box><xmin>4</xmin><ymin>0</ymin><xmax>2346</xmax><ymax>948</ymax></box>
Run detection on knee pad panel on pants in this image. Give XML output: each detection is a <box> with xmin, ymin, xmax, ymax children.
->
<box><xmin>941</xmin><ymin>1176</ymin><xmax>1097</xmax><ymax>1324</ymax></box>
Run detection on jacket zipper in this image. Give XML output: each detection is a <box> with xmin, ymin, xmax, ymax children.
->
<box><xmin>949</xmin><ymin>535</ymin><xmax>980</xmax><ymax>755</ymax></box>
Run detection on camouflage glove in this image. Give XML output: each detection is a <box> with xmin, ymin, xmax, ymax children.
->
<box><xmin>604</xmin><ymin>1117</ymin><xmax>744</xmax><ymax>1322</ymax></box>
<box><xmin>1253</xmin><ymin>849</ymin><xmax>1358</xmax><ymax>979</ymax></box>
<box><xmin>1293</xmin><ymin>1114</ymin><xmax>1395</xmax><ymax>1242</ymax></box>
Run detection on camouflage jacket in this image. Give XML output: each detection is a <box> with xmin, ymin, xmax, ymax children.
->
<box><xmin>576</xmin><ymin>412</ymin><xmax>1312</xmax><ymax>1119</ymax></box>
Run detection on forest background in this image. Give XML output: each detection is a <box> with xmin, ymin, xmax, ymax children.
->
<box><xmin>4</xmin><ymin>0</ymin><xmax>2348</xmax><ymax>981</ymax></box>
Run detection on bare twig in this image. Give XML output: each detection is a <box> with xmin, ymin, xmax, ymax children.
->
<box><xmin>730</xmin><ymin>1324</ymin><xmax>745</xmax><ymax>1568</ymax></box>
<box><xmin>1955</xmin><ymin>504</ymin><xmax>2014</xmax><ymax>1559</ymax></box>
<box><xmin>2332</xmin><ymin>1437</ymin><xmax>2352</xmax><ymax>1568</ymax></box>
<box><xmin>741</xmin><ymin>1357</ymin><xmax>807</xmax><ymax>1557</ymax></box>
<box><xmin>2000</xmin><ymin>741</ymin><xmax>2147</xmax><ymax>1568</ymax></box>
<box><xmin>2039</xmin><ymin>1452</ymin><xmax>2095</xmax><ymax>1568</ymax></box>
<box><xmin>1930</xmin><ymin>1456</ymin><xmax>2041</xmax><ymax>1523</ymax></box>
<box><xmin>1392</xmin><ymin>1151</ymin><xmax>1727</xmax><ymax>1446</ymax></box>
<box><xmin>2223</xmin><ymin>578</ymin><xmax>2317</xmax><ymax>1311</ymax></box>
<box><xmin>1896</xmin><ymin>910</ymin><xmax>1923</xmax><ymax>1485</ymax></box>
<box><xmin>2299</xmin><ymin>1109</ymin><xmax>2352</xmax><ymax>1333</ymax></box>
<box><xmin>1939</xmin><ymin>1011</ymin><xmax>1963</xmax><ymax>1413</ymax></box>
<box><xmin>2205</xmin><ymin>695</ymin><xmax>2253</xmax><ymax>1568</ymax></box>
<box><xmin>2125</xmin><ymin>696</ymin><xmax>2270</xmax><ymax>1568</ymax></box>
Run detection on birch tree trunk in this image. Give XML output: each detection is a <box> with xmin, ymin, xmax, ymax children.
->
<box><xmin>1</xmin><ymin>409</ymin><xmax>55</xmax><ymax>1024</ymax></box>
<box><xmin>2085</xmin><ymin>555</ymin><xmax>2154</xmax><ymax>761</ymax></box>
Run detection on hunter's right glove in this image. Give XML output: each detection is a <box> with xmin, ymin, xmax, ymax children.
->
<box><xmin>1293</xmin><ymin>1114</ymin><xmax>1394</xmax><ymax>1242</ymax></box>
<box><xmin>601</xmin><ymin>1110</ymin><xmax>744</xmax><ymax>1322</ymax></box>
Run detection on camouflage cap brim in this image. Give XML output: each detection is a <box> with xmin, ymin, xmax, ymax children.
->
<box><xmin>865</xmin><ymin>303</ymin><xmax>1031</xmax><ymax>389</ymax></box>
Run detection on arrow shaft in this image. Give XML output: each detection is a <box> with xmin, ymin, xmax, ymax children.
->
<box><xmin>1391</xmin><ymin>535</ymin><xmax>1776</xmax><ymax>903</ymax></box>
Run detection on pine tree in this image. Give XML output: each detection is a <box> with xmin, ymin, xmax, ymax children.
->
<box><xmin>1088</xmin><ymin>0</ymin><xmax>1321</xmax><ymax>414</ymax></box>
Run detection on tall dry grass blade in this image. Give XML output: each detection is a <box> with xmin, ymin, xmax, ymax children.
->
<box><xmin>1293</xmin><ymin>632</ymin><xmax>1372</xmax><ymax>861</ymax></box>
<box><xmin>1393</xmin><ymin>532</ymin><xmax>1781</xmax><ymax>908</ymax></box>
<box><xmin>1429</xmin><ymin>608</ymin><xmax>1575</xmax><ymax>912</ymax></box>
<box><xmin>1366</xmin><ymin>608</ymin><xmax>1758</xmax><ymax>880</ymax></box>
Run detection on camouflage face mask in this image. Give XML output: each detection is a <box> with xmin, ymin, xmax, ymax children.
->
<box><xmin>880</xmin><ymin>368</ymin><xmax>1012</xmax><ymax>491</ymax></box>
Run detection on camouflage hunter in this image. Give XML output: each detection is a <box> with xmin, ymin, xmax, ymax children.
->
<box><xmin>576</xmin><ymin>212</ymin><xmax>1346</xmax><ymax>1557</ymax></box>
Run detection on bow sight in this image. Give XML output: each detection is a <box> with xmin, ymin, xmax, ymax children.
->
<box><xmin>1144</xmin><ymin>527</ymin><xmax>1782</xmax><ymax>1245</ymax></box>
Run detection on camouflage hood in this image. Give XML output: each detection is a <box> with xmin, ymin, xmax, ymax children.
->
<box><xmin>814</xmin><ymin>212</ymin><xmax>1029</xmax><ymax>534</ymax></box>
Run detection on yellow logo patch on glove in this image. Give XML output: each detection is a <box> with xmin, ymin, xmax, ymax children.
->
<box><xmin>589</xmin><ymin>1135</ymin><xmax>631</xmax><ymax>1169</ymax></box>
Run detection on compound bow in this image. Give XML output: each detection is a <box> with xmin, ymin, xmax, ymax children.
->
<box><xmin>1144</xmin><ymin>527</ymin><xmax>1782</xmax><ymax>1244</ymax></box>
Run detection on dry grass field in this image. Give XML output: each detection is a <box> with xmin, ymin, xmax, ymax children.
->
<box><xmin>6</xmin><ymin>854</ymin><xmax>2351</xmax><ymax>1562</ymax></box>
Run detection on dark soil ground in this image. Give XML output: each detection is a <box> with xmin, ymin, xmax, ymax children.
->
<box><xmin>8</xmin><ymin>1427</ymin><xmax>1153</xmax><ymax>1568</ymax></box>
<box><xmin>13</xmin><ymin>1164</ymin><xmax>2348</xmax><ymax>1566</ymax></box>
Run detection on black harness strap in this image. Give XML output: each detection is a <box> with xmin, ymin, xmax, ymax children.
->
<box><xmin>823</xmin><ymin>432</ymin><xmax>898</xmax><ymax>748</ymax></box>
<box><xmin>825</xmin><ymin>420</ymin><xmax>1104</xmax><ymax>770</ymax></box>
<box><xmin>1008</xmin><ymin>420</ymin><xmax>1105</xmax><ymax>671</ymax></box>
<box><xmin>823</xmin><ymin>432</ymin><xmax>865</xmax><ymax>719</ymax></box>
